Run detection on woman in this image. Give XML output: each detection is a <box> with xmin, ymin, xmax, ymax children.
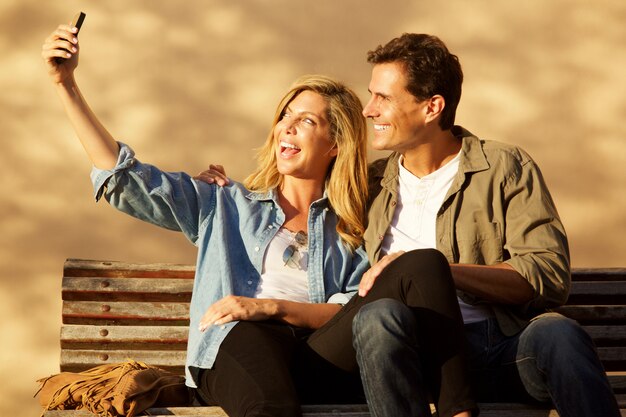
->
<box><xmin>43</xmin><ymin>21</ymin><xmax>476</xmax><ymax>417</ymax></box>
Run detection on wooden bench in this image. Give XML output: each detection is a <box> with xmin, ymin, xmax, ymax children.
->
<box><xmin>44</xmin><ymin>259</ymin><xmax>626</xmax><ymax>416</ymax></box>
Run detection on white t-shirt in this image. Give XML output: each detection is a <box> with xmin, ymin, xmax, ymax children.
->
<box><xmin>255</xmin><ymin>227</ymin><xmax>310</xmax><ymax>303</ymax></box>
<box><xmin>381</xmin><ymin>154</ymin><xmax>493</xmax><ymax>324</ymax></box>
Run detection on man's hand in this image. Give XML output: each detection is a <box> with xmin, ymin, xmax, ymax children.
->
<box><xmin>358</xmin><ymin>251</ymin><xmax>405</xmax><ymax>297</ymax></box>
<box><xmin>198</xmin><ymin>295</ymin><xmax>277</xmax><ymax>331</ymax></box>
<box><xmin>194</xmin><ymin>164</ymin><xmax>230</xmax><ymax>186</ymax></box>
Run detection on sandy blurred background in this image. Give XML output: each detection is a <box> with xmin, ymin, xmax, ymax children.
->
<box><xmin>1</xmin><ymin>0</ymin><xmax>624</xmax><ymax>415</ymax></box>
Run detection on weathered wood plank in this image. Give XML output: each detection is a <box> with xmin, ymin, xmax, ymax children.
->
<box><xmin>60</xmin><ymin>325</ymin><xmax>188</xmax><ymax>350</ymax></box>
<box><xmin>63</xmin><ymin>260</ymin><xmax>626</xmax><ymax>282</ymax></box>
<box><xmin>567</xmin><ymin>281</ymin><xmax>626</xmax><ymax>305</ymax></box>
<box><xmin>570</xmin><ymin>268</ymin><xmax>626</xmax><ymax>281</ymax></box>
<box><xmin>555</xmin><ymin>305</ymin><xmax>626</xmax><ymax>323</ymax></box>
<box><xmin>62</xmin><ymin>277</ymin><xmax>193</xmax><ymax>302</ymax></box>
<box><xmin>62</xmin><ymin>301</ymin><xmax>190</xmax><ymax>325</ymax></box>
<box><xmin>609</xmin><ymin>372</ymin><xmax>626</xmax><ymax>393</ymax></box>
<box><xmin>583</xmin><ymin>325</ymin><xmax>626</xmax><ymax>343</ymax></box>
<box><xmin>568</xmin><ymin>281</ymin><xmax>626</xmax><ymax>296</ymax></box>
<box><xmin>60</xmin><ymin>349</ymin><xmax>186</xmax><ymax>373</ymax></box>
<box><xmin>63</xmin><ymin>303</ymin><xmax>626</xmax><ymax>326</ymax></box>
<box><xmin>64</xmin><ymin>258</ymin><xmax>195</xmax><ymax>279</ymax></box>
<box><xmin>41</xmin><ymin>401</ymin><xmax>626</xmax><ymax>417</ymax></box>
<box><xmin>598</xmin><ymin>348</ymin><xmax>626</xmax><ymax>371</ymax></box>
<box><xmin>60</xmin><ymin>324</ymin><xmax>626</xmax><ymax>346</ymax></box>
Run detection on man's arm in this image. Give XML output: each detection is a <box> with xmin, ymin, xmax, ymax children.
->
<box><xmin>450</xmin><ymin>263</ymin><xmax>535</xmax><ymax>305</ymax></box>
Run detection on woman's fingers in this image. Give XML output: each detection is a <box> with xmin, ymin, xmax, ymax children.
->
<box><xmin>42</xmin><ymin>39</ymin><xmax>77</xmax><ymax>59</ymax></box>
<box><xmin>42</xmin><ymin>24</ymin><xmax>81</xmax><ymax>83</ymax></box>
<box><xmin>358</xmin><ymin>251</ymin><xmax>405</xmax><ymax>297</ymax></box>
<box><xmin>199</xmin><ymin>297</ymin><xmax>239</xmax><ymax>331</ymax></box>
<box><xmin>42</xmin><ymin>25</ymin><xmax>78</xmax><ymax>56</ymax></box>
<box><xmin>194</xmin><ymin>165</ymin><xmax>230</xmax><ymax>186</ymax></box>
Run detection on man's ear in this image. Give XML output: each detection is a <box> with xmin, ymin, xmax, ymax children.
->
<box><xmin>425</xmin><ymin>95</ymin><xmax>445</xmax><ymax>123</ymax></box>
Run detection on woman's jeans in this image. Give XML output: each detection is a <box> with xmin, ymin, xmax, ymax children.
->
<box><xmin>465</xmin><ymin>314</ymin><xmax>620</xmax><ymax>417</ymax></box>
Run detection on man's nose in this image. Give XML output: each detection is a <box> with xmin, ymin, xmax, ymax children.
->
<box><xmin>362</xmin><ymin>98</ymin><xmax>377</xmax><ymax>118</ymax></box>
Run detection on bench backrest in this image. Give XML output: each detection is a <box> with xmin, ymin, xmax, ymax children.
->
<box><xmin>60</xmin><ymin>259</ymin><xmax>626</xmax><ymax>393</ymax></box>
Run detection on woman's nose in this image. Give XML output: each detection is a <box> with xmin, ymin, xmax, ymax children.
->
<box><xmin>284</xmin><ymin>119</ymin><xmax>298</xmax><ymax>134</ymax></box>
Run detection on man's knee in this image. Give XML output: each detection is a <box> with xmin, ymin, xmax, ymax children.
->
<box><xmin>353</xmin><ymin>299</ymin><xmax>417</xmax><ymax>347</ymax></box>
<box><xmin>522</xmin><ymin>312</ymin><xmax>592</xmax><ymax>352</ymax></box>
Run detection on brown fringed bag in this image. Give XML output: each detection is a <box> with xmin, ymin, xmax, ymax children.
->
<box><xmin>35</xmin><ymin>360</ymin><xmax>191</xmax><ymax>417</ymax></box>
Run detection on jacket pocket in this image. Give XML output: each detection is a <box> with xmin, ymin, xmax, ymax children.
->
<box><xmin>455</xmin><ymin>221</ymin><xmax>503</xmax><ymax>264</ymax></box>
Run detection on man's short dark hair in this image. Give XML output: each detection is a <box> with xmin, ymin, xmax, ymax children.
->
<box><xmin>367</xmin><ymin>33</ymin><xmax>463</xmax><ymax>130</ymax></box>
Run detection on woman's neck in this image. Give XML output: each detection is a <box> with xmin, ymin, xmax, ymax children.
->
<box><xmin>278</xmin><ymin>178</ymin><xmax>325</xmax><ymax>232</ymax></box>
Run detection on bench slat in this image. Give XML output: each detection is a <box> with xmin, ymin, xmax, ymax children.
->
<box><xmin>62</xmin><ymin>301</ymin><xmax>190</xmax><ymax>325</ymax></box>
<box><xmin>62</xmin><ymin>277</ymin><xmax>193</xmax><ymax>302</ymax></box>
<box><xmin>567</xmin><ymin>281</ymin><xmax>626</xmax><ymax>305</ymax></box>
<box><xmin>59</xmin><ymin>348</ymin><xmax>626</xmax><ymax>375</ymax></box>
<box><xmin>60</xmin><ymin>325</ymin><xmax>188</xmax><ymax>350</ymax></box>
<box><xmin>60</xmin><ymin>324</ymin><xmax>626</xmax><ymax>346</ymax></box>
<box><xmin>570</xmin><ymin>268</ymin><xmax>626</xmax><ymax>281</ymax></box>
<box><xmin>64</xmin><ymin>258</ymin><xmax>195</xmax><ymax>279</ymax></box>
<box><xmin>42</xmin><ymin>401</ymin><xmax>626</xmax><ymax>417</ymax></box>
<box><xmin>584</xmin><ymin>325</ymin><xmax>626</xmax><ymax>343</ymax></box>
<box><xmin>63</xmin><ymin>304</ymin><xmax>626</xmax><ymax>326</ymax></box>
<box><xmin>555</xmin><ymin>305</ymin><xmax>626</xmax><ymax>324</ymax></box>
<box><xmin>60</xmin><ymin>349</ymin><xmax>186</xmax><ymax>373</ymax></box>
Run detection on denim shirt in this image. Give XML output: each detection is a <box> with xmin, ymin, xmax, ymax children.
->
<box><xmin>91</xmin><ymin>143</ymin><xmax>370</xmax><ymax>387</ymax></box>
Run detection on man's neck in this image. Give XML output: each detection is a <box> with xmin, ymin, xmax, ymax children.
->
<box><xmin>400</xmin><ymin>129</ymin><xmax>462</xmax><ymax>178</ymax></box>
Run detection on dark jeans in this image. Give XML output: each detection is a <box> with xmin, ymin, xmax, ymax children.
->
<box><xmin>196</xmin><ymin>249</ymin><xmax>476</xmax><ymax>417</ymax></box>
<box><xmin>351</xmin><ymin>249</ymin><xmax>476</xmax><ymax>417</ymax></box>
<box><xmin>465</xmin><ymin>314</ymin><xmax>620</xmax><ymax>417</ymax></box>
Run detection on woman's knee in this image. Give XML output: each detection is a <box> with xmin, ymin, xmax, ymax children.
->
<box><xmin>385</xmin><ymin>249</ymin><xmax>453</xmax><ymax>287</ymax></box>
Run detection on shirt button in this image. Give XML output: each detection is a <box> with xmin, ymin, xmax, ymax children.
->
<box><xmin>220</xmin><ymin>325</ymin><xmax>226</xmax><ymax>330</ymax></box>
<box><xmin>391</xmin><ymin>200</ymin><xmax>397</xmax><ymax>206</ymax></box>
<box><xmin>268</xmin><ymin>225</ymin><xmax>273</xmax><ymax>229</ymax></box>
<box><xmin>247</xmin><ymin>280</ymin><xmax>253</xmax><ymax>285</ymax></box>
<box><xmin>378</xmin><ymin>235</ymin><xmax>384</xmax><ymax>240</ymax></box>
<box><xmin>254</xmin><ymin>246</ymin><xmax>260</xmax><ymax>252</ymax></box>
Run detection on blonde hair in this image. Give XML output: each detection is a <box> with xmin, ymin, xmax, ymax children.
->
<box><xmin>244</xmin><ymin>75</ymin><xmax>368</xmax><ymax>250</ymax></box>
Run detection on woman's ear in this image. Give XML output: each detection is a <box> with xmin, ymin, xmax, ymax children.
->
<box><xmin>328</xmin><ymin>145</ymin><xmax>338</xmax><ymax>158</ymax></box>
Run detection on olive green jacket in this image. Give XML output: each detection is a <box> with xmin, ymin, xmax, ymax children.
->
<box><xmin>364</xmin><ymin>126</ymin><xmax>571</xmax><ymax>335</ymax></box>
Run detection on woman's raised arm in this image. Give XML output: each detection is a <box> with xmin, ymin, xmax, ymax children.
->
<box><xmin>42</xmin><ymin>23</ymin><xmax>119</xmax><ymax>169</ymax></box>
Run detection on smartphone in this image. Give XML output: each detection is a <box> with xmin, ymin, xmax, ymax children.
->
<box><xmin>70</xmin><ymin>12</ymin><xmax>86</xmax><ymax>35</ymax></box>
<box><xmin>57</xmin><ymin>12</ymin><xmax>85</xmax><ymax>63</ymax></box>
<box><xmin>71</xmin><ymin>12</ymin><xmax>86</xmax><ymax>34</ymax></box>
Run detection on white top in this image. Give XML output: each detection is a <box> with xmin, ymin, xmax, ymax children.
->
<box><xmin>381</xmin><ymin>154</ymin><xmax>460</xmax><ymax>254</ymax></box>
<box><xmin>381</xmin><ymin>153</ymin><xmax>493</xmax><ymax>323</ymax></box>
<box><xmin>255</xmin><ymin>227</ymin><xmax>310</xmax><ymax>303</ymax></box>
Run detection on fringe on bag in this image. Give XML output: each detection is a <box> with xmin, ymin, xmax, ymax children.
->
<box><xmin>35</xmin><ymin>359</ymin><xmax>190</xmax><ymax>417</ymax></box>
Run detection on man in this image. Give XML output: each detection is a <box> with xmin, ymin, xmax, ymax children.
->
<box><xmin>355</xmin><ymin>33</ymin><xmax>619</xmax><ymax>417</ymax></box>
